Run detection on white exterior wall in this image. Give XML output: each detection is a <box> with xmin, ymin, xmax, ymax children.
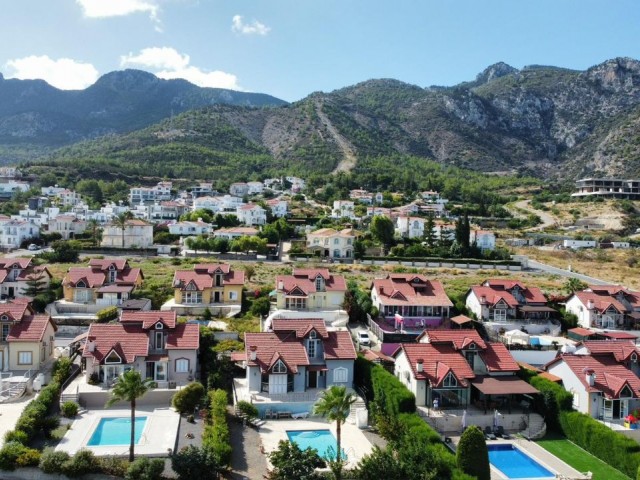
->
<box><xmin>563</xmin><ymin>240</ymin><xmax>597</xmax><ymax>249</ymax></box>
<box><xmin>565</xmin><ymin>296</ymin><xmax>593</xmax><ymax>329</ymax></box>
<box><xmin>394</xmin><ymin>350</ymin><xmax>426</xmax><ymax>406</ymax></box>
<box><xmin>465</xmin><ymin>292</ymin><xmax>484</xmax><ymax>320</ymax></box>
<box><xmin>547</xmin><ymin>361</ymin><xmax>596</xmax><ymax>417</ymax></box>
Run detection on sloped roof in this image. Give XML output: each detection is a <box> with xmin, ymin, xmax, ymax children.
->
<box><xmin>173</xmin><ymin>264</ymin><xmax>244</xmax><ymax>290</ymax></box>
<box><xmin>271</xmin><ymin>318</ymin><xmax>328</xmax><ymax>338</ymax></box>
<box><xmin>573</xmin><ymin>291</ymin><xmax>629</xmax><ymax>313</ymax></box>
<box><xmin>396</xmin><ymin>343</ymin><xmax>475</xmax><ymax>387</ymax></box>
<box><xmin>322</xmin><ymin>331</ymin><xmax>357</xmax><ymax>360</ymax></box>
<box><xmin>470</xmin><ymin>286</ymin><xmax>519</xmax><ymax>308</ymax></box>
<box><xmin>276</xmin><ymin>271</ymin><xmax>346</xmax><ymax>295</ymax></box>
<box><xmin>7</xmin><ymin>315</ymin><xmax>56</xmax><ymax>342</ymax></box>
<box><xmin>64</xmin><ymin>260</ymin><xmax>141</xmax><ymax>288</ymax></box>
<box><xmin>166</xmin><ymin>324</ymin><xmax>200</xmax><ymax>350</ymax></box>
<box><xmin>120</xmin><ymin>310</ymin><xmax>177</xmax><ymax>329</ymax></box>
<box><xmin>547</xmin><ymin>353</ymin><xmax>640</xmax><ymax>399</ymax></box>
<box><xmin>244</xmin><ymin>332</ymin><xmax>309</xmax><ymax>373</ymax></box>
<box><xmin>580</xmin><ymin>340</ymin><xmax>640</xmax><ymax>362</ymax></box>
<box><xmin>475</xmin><ymin>280</ymin><xmax>547</xmax><ymax>305</ymax></box>
<box><xmin>373</xmin><ymin>274</ymin><xmax>453</xmax><ymax>307</ymax></box>
<box><xmin>83</xmin><ymin>324</ymin><xmax>149</xmax><ymax>364</ymax></box>
<box><xmin>480</xmin><ymin>343</ymin><xmax>520</xmax><ymax>372</ymax></box>
<box><xmin>421</xmin><ymin>329</ymin><xmax>487</xmax><ymax>350</ymax></box>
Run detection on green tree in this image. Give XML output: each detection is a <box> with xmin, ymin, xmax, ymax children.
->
<box><xmin>267</xmin><ymin>440</ymin><xmax>325</xmax><ymax>480</ymax></box>
<box><xmin>564</xmin><ymin>278</ymin><xmax>588</xmax><ymax>295</ymax></box>
<box><xmin>456</xmin><ymin>425</ymin><xmax>490</xmax><ymax>480</ymax></box>
<box><xmin>112</xmin><ymin>212</ymin><xmax>134</xmax><ymax>249</ymax></box>
<box><xmin>244</xmin><ymin>265</ymin><xmax>256</xmax><ymax>282</ymax></box>
<box><xmin>370</xmin><ymin>215</ymin><xmax>395</xmax><ymax>254</ymax></box>
<box><xmin>87</xmin><ymin>219</ymin><xmax>102</xmax><ymax>247</ymax></box>
<box><xmin>424</xmin><ymin>214</ymin><xmax>436</xmax><ymax>248</ymax></box>
<box><xmin>313</xmin><ymin>385</ymin><xmax>356</xmax><ymax>478</ymax></box>
<box><xmin>105</xmin><ymin>370</ymin><xmax>154</xmax><ymax>462</ymax></box>
<box><xmin>171</xmin><ymin>445</ymin><xmax>223</xmax><ymax>480</ymax></box>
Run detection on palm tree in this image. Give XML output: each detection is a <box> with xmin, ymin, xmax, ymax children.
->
<box><xmin>87</xmin><ymin>219</ymin><xmax>101</xmax><ymax>247</ymax></box>
<box><xmin>112</xmin><ymin>212</ymin><xmax>133</xmax><ymax>248</ymax></box>
<box><xmin>564</xmin><ymin>277</ymin><xmax>588</xmax><ymax>295</ymax></box>
<box><xmin>313</xmin><ymin>385</ymin><xmax>356</xmax><ymax>472</ymax></box>
<box><xmin>105</xmin><ymin>369</ymin><xmax>154</xmax><ymax>462</ymax></box>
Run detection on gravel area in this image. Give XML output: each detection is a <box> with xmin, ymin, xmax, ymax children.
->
<box><xmin>226</xmin><ymin>418</ymin><xmax>268</xmax><ymax>480</ymax></box>
<box><xmin>163</xmin><ymin>413</ymin><xmax>205</xmax><ymax>478</ymax></box>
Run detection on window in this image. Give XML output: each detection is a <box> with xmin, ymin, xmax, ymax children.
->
<box><xmin>273</xmin><ymin>360</ymin><xmax>287</xmax><ymax>373</ymax></box>
<box><xmin>334</xmin><ymin>238</ymin><xmax>339</xmax><ymax>245</ymax></box>
<box><xmin>183</xmin><ymin>291</ymin><xmax>202</xmax><ymax>304</ymax></box>
<box><xmin>493</xmin><ymin>309</ymin><xmax>507</xmax><ymax>322</ymax></box>
<box><xmin>18</xmin><ymin>351</ymin><xmax>32</xmax><ymax>365</ymax></box>
<box><xmin>315</xmin><ymin>276</ymin><xmax>325</xmax><ymax>292</ymax></box>
<box><xmin>229</xmin><ymin>291</ymin><xmax>238</xmax><ymax>301</ymax></box>
<box><xmin>155</xmin><ymin>331</ymin><xmax>164</xmax><ymax>350</ymax></box>
<box><xmin>443</xmin><ymin>372</ymin><xmax>457</xmax><ymax>387</ymax></box>
<box><xmin>1</xmin><ymin>324</ymin><xmax>9</xmax><ymax>342</ymax></box>
<box><xmin>175</xmin><ymin>358</ymin><xmax>189</xmax><ymax>373</ymax></box>
<box><xmin>105</xmin><ymin>350</ymin><xmax>122</xmax><ymax>364</ymax></box>
<box><xmin>333</xmin><ymin>367</ymin><xmax>348</xmax><ymax>384</ymax></box>
<box><xmin>155</xmin><ymin>322</ymin><xmax>163</xmax><ymax>329</ymax></box>
<box><xmin>285</xmin><ymin>297</ymin><xmax>307</xmax><ymax>309</ymax></box>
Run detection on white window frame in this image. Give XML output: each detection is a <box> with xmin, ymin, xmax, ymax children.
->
<box><xmin>333</xmin><ymin>367</ymin><xmax>348</xmax><ymax>384</ymax></box>
<box><xmin>18</xmin><ymin>351</ymin><xmax>33</xmax><ymax>365</ymax></box>
<box><xmin>273</xmin><ymin>360</ymin><xmax>287</xmax><ymax>374</ymax></box>
<box><xmin>175</xmin><ymin>358</ymin><xmax>189</xmax><ymax>373</ymax></box>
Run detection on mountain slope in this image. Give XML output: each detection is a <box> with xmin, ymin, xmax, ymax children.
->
<box><xmin>19</xmin><ymin>58</ymin><xmax>640</xmax><ymax>179</ymax></box>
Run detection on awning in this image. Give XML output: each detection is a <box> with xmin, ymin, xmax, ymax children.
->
<box><xmin>519</xmin><ymin>306</ymin><xmax>557</xmax><ymax>313</ymax></box>
<box><xmin>230</xmin><ymin>352</ymin><xmax>246</xmax><ymax>363</ymax></box>
<box><xmin>97</xmin><ymin>285</ymin><xmax>134</xmax><ymax>293</ymax></box>
<box><xmin>450</xmin><ymin>315</ymin><xmax>472</xmax><ymax>325</ymax></box>
<box><xmin>72</xmin><ymin>332</ymin><xmax>88</xmax><ymax>343</ymax></box>
<box><xmin>146</xmin><ymin>355</ymin><xmax>169</xmax><ymax>362</ymax></box>
<box><xmin>307</xmin><ymin>365</ymin><xmax>328</xmax><ymax>372</ymax></box>
<box><xmin>471</xmin><ymin>376</ymin><xmax>539</xmax><ymax>395</ymax></box>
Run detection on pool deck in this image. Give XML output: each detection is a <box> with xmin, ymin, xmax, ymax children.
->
<box><xmin>55</xmin><ymin>405</ymin><xmax>180</xmax><ymax>457</ymax></box>
<box><xmin>450</xmin><ymin>437</ymin><xmax>590</xmax><ymax>480</ymax></box>
<box><xmin>258</xmin><ymin>418</ymin><xmax>373</xmax><ymax>469</ymax></box>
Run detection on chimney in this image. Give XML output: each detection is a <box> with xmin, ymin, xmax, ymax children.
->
<box><xmin>416</xmin><ymin>359</ymin><xmax>424</xmax><ymax>373</ymax></box>
<box><xmin>379</xmin><ymin>286</ymin><xmax>384</xmax><ymax>295</ymax></box>
<box><xmin>584</xmin><ymin>368</ymin><xmax>596</xmax><ymax>387</ymax></box>
<box><xmin>87</xmin><ymin>340</ymin><xmax>95</xmax><ymax>353</ymax></box>
<box><xmin>278</xmin><ymin>281</ymin><xmax>284</xmax><ymax>291</ymax></box>
<box><xmin>480</xmin><ymin>295</ymin><xmax>487</xmax><ymax>304</ymax></box>
<box><xmin>197</xmin><ymin>217</ymin><xmax>202</xmax><ymax>223</ymax></box>
<box><xmin>587</xmin><ymin>299</ymin><xmax>595</xmax><ymax>310</ymax></box>
<box><xmin>249</xmin><ymin>345</ymin><xmax>257</xmax><ymax>361</ymax></box>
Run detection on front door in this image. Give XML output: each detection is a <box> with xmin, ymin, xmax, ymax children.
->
<box><xmin>269</xmin><ymin>374</ymin><xmax>287</xmax><ymax>394</ymax></box>
<box><xmin>214</xmin><ymin>291</ymin><xmax>221</xmax><ymax>303</ymax></box>
<box><xmin>155</xmin><ymin>362</ymin><xmax>167</xmax><ymax>381</ymax></box>
<box><xmin>7</xmin><ymin>287</ymin><xmax>14</xmax><ymax>298</ymax></box>
<box><xmin>146</xmin><ymin>362</ymin><xmax>154</xmax><ymax>380</ymax></box>
<box><xmin>308</xmin><ymin>371</ymin><xmax>317</xmax><ymax>389</ymax></box>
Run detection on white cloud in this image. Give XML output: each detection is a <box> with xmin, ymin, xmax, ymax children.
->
<box><xmin>76</xmin><ymin>0</ymin><xmax>159</xmax><ymax>19</ymax></box>
<box><xmin>120</xmin><ymin>47</ymin><xmax>241</xmax><ymax>90</ymax></box>
<box><xmin>231</xmin><ymin>15</ymin><xmax>271</xmax><ymax>36</ymax></box>
<box><xmin>4</xmin><ymin>55</ymin><xmax>99</xmax><ymax>90</ymax></box>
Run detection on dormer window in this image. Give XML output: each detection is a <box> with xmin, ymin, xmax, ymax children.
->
<box><xmin>105</xmin><ymin>350</ymin><xmax>122</xmax><ymax>364</ymax></box>
<box><xmin>108</xmin><ymin>264</ymin><xmax>116</xmax><ymax>283</ymax></box>
<box><xmin>273</xmin><ymin>360</ymin><xmax>287</xmax><ymax>374</ymax></box>
<box><xmin>632</xmin><ymin>353</ymin><xmax>638</xmax><ymax>363</ymax></box>
<box><xmin>620</xmin><ymin>385</ymin><xmax>633</xmax><ymax>398</ymax></box>
<box><xmin>315</xmin><ymin>275</ymin><xmax>325</xmax><ymax>292</ymax></box>
<box><xmin>468</xmin><ymin>343</ymin><xmax>476</xmax><ymax>350</ymax></box>
<box><xmin>0</xmin><ymin>315</ymin><xmax>8</xmax><ymax>322</ymax></box>
<box><xmin>155</xmin><ymin>322</ymin><xmax>163</xmax><ymax>330</ymax></box>
<box><xmin>76</xmin><ymin>280</ymin><xmax>87</xmax><ymax>288</ymax></box>
<box><xmin>443</xmin><ymin>372</ymin><xmax>457</xmax><ymax>387</ymax></box>
<box><xmin>309</xmin><ymin>330</ymin><xmax>317</xmax><ymax>339</ymax></box>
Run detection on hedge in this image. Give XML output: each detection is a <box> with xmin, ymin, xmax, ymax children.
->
<box><xmin>361</xmin><ymin>255</ymin><xmax>520</xmax><ymax>266</ymax></box>
<box><xmin>203</xmin><ymin>389</ymin><xmax>232</xmax><ymax>467</ymax></box>
<box><xmin>560</xmin><ymin>410</ymin><xmax>640</xmax><ymax>478</ymax></box>
<box><xmin>5</xmin><ymin>380</ymin><xmax>61</xmax><ymax>445</ymax></box>
<box><xmin>96</xmin><ymin>306</ymin><xmax>119</xmax><ymax>322</ymax></box>
<box><xmin>371</xmin><ymin>364</ymin><xmax>416</xmax><ymax>415</ymax></box>
<box><xmin>528</xmin><ymin>375</ymin><xmax>573</xmax><ymax>432</ymax></box>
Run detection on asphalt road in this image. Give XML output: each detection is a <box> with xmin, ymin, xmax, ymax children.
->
<box><xmin>527</xmin><ymin>259</ymin><xmax>610</xmax><ymax>285</ymax></box>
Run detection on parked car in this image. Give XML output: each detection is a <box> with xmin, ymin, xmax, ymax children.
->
<box><xmin>27</xmin><ymin>244</ymin><xmax>39</xmax><ymax>251</ymax></box>
<box><xmin>357</xmin><ymin>331</ymin><xmax>371</xmax><ymax>347</ymax></box>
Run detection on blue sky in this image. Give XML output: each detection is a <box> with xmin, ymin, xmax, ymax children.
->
<box><xmin>0</xmin><ymin>0</ymin><xmax>639</xmax><ymax>101</ymax></box>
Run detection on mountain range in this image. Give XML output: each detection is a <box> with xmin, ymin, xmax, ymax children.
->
<box><xmin>6</xmin><ymin>58</ymin><xmax>640</xmax><ymax>179</ymax></box>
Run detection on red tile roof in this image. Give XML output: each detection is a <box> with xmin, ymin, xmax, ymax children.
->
<box><xmin>120</xmin><ymin>310</ymin><xmax>177</xmax><ymax>329</ymax></box>
<box><xmin>476</xmin><ymin>279</ymin><xmax>547</xmax><ymax>305</ymax></box>
<box><xmin>568</xmin><ymin>327</ymin><xmax>596</xmax><ymax>337</ymax></box>
<box><xmin>271</xmin><ymin>318</ymin><xmax>328</xmax><ymax>338</ymax></box>
<box><xmin>481</xmin><ymin>343</ymin><xmax>520</xmax><ymax>372</ymax></box>
<box><xmin>166</xmin><ymin>324</ymin><xmax>200</xmax><ymax>350</ymax></box>
<box><xmin>173</xmin><ymin>264</ymin><xmax>244</xmax><ymax>290</ymax></box>
<box><xmin>421</xmin><ymin>329</ymin><xmax>487</xmax><ymax>350</ymax></box>
<box><xmin>65</xmin><ymin>260</ymin><xmax>141</xmax><ymax>288</ymax></box>
<box><xmin>573</xmin><ymin>291</ymin><xmax>629</xmax><ymax>313</ymax></box>
<box><xmin>84</xmin><ymin>324</ymin><xmax>149</xmax><ymax>364</ymax></box>
<box><xmin>323</xmin><ymin>331</ymin><xmax>357</xmax><ymax>360</ymax></box>
<box><xmin>579</xmin><ymin>340</ymin><xmax>640</xmax><ymax>362</ymax></box>
<box><xmin>373</xmin><ymin>274</ymin><xmax>453</xmax><ymax>307</ymax></box>
<box><xmin>0</xmin><ymin>257</ymin><xmax>32</xmax><ymax>270</ymax></box>
<box><xmin>470</xmin><ymin>286</ymin><xmax>519</xmax><ymax>308</ymax></box>
<box><xmin>0</xmin><ymin>302</ymin><xmax>32</xmax><ymax>321</ymax></box>
<box><xmin>276</xmin><ymin>271</ymin><xmax>346</xmax><ymax>295</ymax></box>
<box><xmin>7</xmin><ymin>315</ymin><xmax>56</xmax><ymax>342</ymax></box>
<box><xmin>88</xmin><ymin>259</ymin><xmax>129</xmax><ymax>271</ymax></box>
<box><xmin>548</xmin><ymin>353</ymin><xmax>640</xmax><ymax>399</ymax></box>
<box><xmin>396</xmin><ymin>343</ymin><xmax>475</xmax><ymax>387</ymax></box>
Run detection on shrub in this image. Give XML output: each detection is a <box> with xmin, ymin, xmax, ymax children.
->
<box><xmin>39</xmin><ymin>449</ymin><xmax>70</xmax><ymax>474</ymax></box>
<box><xmin>172</xmin><ymin>382</ymin><xmax>206</xmax><ymax>414</ymax></box>
<box><xmin>528</xmin><ymin>375</ymin><xmax>573</xmax><ymax>431</ymax></box>
<box><xmin>456</xmin><ymin>425</ymin><xmax>490</xmax><ymax>480</ymax></box>
<box><xmin>0</xmin><ymin>442</ymin><xmax>40</xmax><ymax>471</ymax></box>
<box><xmin>172</xmin><ymin>445</ymin><xmax>223</xmax><ymax>479</ymax></box>
<box><xmin>371</xmin><ymin>364</ymin><xmax>416</xmax><ymax>415</ymax></box>
<box><xmin>236</xmin><ymin>400</ymin><xmax>259</xmax><ymax>420</ymax></box>
<box><xmin>64</xmin><ymin>449</ymin><xmax>100</xmax><ymax>477</ymax></box>
<box><xmin>52</xmin><ymin>357</ymin><xmax>73</xmax><ymax>384</ymax></box>
<box><xmin>203</xmin><ymin>389</ymin><xmax>232</xmax><ymax>466</ymax></box>
<box><xmin>61</xmin><ymin>401</ymin><xmax>80</xmax><ymax>418</ymax></box>
<box><xmin>96</xmin><ymin>306</ymin><xmax>119</xmax><ymax>322</ymax></box>
<box><xmin>125</xmin><ymin>456</ymin><xmax>165</xmax><ymax>480</ymax></box>
<box><xmin>4</xmin><ymin>429</ymin><xmax>29</xmax><ymax>445</ymax></box>
<box><xmin>41</xmin><ymin>416</ymin><xmax>61</xmax><ymax>437</ymax></box>
<box><xmin>560</xmin><ymin>410</ymin><xmax>640</xmax><ymax>477</ymax></box>
<box><xmin>98</xmin><ymin>456</ymin><xmax>129</xmax><ymax>477</ymax></box>
<box><xmin>15</xmin><ymin>448</ymin><xmax>41</xmax><ymax>467</ymax></box>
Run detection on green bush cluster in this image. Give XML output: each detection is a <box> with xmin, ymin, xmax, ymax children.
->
<box><xmin>96</xmin><ymin>306</ymin><xmax>119</xmax><ymax>322</ymax></box>
<box><xmin>61</xmin><ymin>401</ymin><xmax>80</xmax><ymax>418</ymax></box>
<box><xmin>0</xmin><ymin>442</ymin><xmax>41</xmax><ymax>471</ymax></box>
<box><xmin>371</xmin><ymin>364</ymin><xmax>416</xmax><ymax>415</ymax></box>
<box><xmin>172</xmin><ymin>381</ymin><xmax>206</xmax><ymax>414</ymax></box>
<box><xmin>39</xmin><ymin>449</ymin><xmax>100</xmax><ymax>477</ymax></box>
<box><xmin>236</xmin><ymin>400</ymin><xmax>259</xmax><ymax>420</ymax></box>
<box><xmin>560</xmin><ymin>411</ymin><xmax>640</xmax><ymax>478</ymax></box>
<box><xmin>3</xmin><ymin>381</ymin><xmax>61</xmax><ymax>446</ymax></box>
<box><xmin>125</xmin><ymin>456</ymin><xmax>165</xmax><ymax>480</ymax></box>
<box><xmin>52</xmin><ymin>357</ymin><xmax>73</xmax><ymax>384</ymax></box>
<box><xmin>528</xmin><ymin>375</ymin><xmax>573</xmax><ymax>432</ymax></box>
<box><xmin>456</xmin><ymin>426</ymin><xmax>490</xmax><ymax>480</ymax></box>
<box><xmin>203</xmin><ymin>389</ymin><xmax>232</xmax><ymax>467</ymax></box>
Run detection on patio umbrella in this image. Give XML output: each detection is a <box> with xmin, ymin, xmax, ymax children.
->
<box><xmin>493</xmin><ymin>409</ymin><xmax>500</xmax><ymax>429</ymax></box>
<box><xmin>461</xmin><ymin>410</ymin><xmax>467</xmax><ymax>430</ymax></box>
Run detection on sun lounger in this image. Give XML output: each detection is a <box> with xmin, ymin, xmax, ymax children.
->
<box><xmin>484</xmin><ymin>426</ymin><xmax>496</xmax><ymax>440</ymax></box>
<box><xmin>493</xmin><ymin>426</ymin><xmax>510</xmax><ymax>439</ymax></box>
<box><xmin>291</xmin><ymin>411</ymin><xmax>309</xmax><ymax>419</ymax></box>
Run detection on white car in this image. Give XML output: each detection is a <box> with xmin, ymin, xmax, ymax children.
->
<box><xmin>27</xmin><ymin>244</ymin><xmax>39</xmax><ymax>251</ymax></box>
<box><xmin>357</xmin><ymin>331</ymin><xmax>371</xmax><ymax>347</ymax></box>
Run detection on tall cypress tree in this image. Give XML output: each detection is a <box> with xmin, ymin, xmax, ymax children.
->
<box><xmin>457</xmin><ymin>425</ymin><xmax>490</xmax><ymax>480</ymax></box>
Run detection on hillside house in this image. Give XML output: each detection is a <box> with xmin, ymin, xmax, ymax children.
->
<box><xmin>306</xmin><ymin>228</ymin><xmax>358</xmax><ymax>259</ymax></box>
<box><xmin>566</xmin><ymin>285</ymin><xmax>640</xmax><ymax>330</ymax></box>
<box><xmin>0</xmin><ymin>257</ymin><xmax>51</xmax><ymax>300</ymax></box>
<box><xmin>396</xmin><ymin>216</ymin><xmax>425</xmax><ymax>239</ymax></box>
<box><xmin>275</xmin><ymin>269</ymin><xmax>347</xmax><ymax>311</ymax></box>
<box><xmin>0</xmin><ymin>219</ymin><xmax>40</xmax><ymax>250</ymax></box>
<box><xmin>101</xmin><ymin>219</ymin><xmax>153</xmax><ymax>249</ymax></box>
<box><xmin>236</xmin><ymin>203</ymin><xmax>267</xmax><ymax>226</ymax></box>
<box><xmin>48</xmin><ymin>215</ymin><xmax>87</xmax><ymax>240</ymax></box>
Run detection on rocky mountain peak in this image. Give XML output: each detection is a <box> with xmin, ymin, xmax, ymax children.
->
<box><xmin>585</xmin><ymin>57</ymin><xmax>640</xmax><ymax>92</ymax></box>
<box><xmin>90</xmin><ymin>69</ymin><xmax>162</xmax><ymax>92</ymax></box>
<box><xmin>475</xmin><ymin>62</ymin><xmax>518</xmax><ymax>85</ymax></box>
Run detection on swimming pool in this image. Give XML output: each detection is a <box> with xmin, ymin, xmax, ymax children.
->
<box><xmin>87</xmin><ymin>417</ymin><xmax>148</xmax><ymax>446</ymax></box>
<box><xmin>287</xmin><ymin>429</ymin><xmax>347</xmax><ymax>461</ymax></box>
<box><xmin>488</xmin><ymin>444</ymin><xmax>555</xmax><ymax>479</ymax></box>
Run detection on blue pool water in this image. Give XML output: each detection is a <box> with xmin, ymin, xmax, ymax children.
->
<box><xmin>287</xmin><ymin>429</ymin><xmax>347</xmax><ymax>461</ymax></box>
<box><xmin>87</xmin><ymin>417</ymin><xmax>148</xmax><ymax>446</ymax></box>
<box><xmin>488</xmin><ymin>444</ymin><xmax>555</xmax><ymax>479</ymax></box>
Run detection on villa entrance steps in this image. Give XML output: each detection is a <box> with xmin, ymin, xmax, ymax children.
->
<box><xmin>0</xmin><ymin>379</ymin><xmax>27</xmax><ymax>403</ymax></box>
<box><xmin>347</xmin><ymin>397</ymin><xmax>367</xmax><ymax>424</ymax></box>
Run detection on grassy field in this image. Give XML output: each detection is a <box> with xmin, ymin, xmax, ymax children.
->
<box><xmin>536</xmin><ymin>436</ymin><xmax>630</xmax><ymax>480</ymax></box>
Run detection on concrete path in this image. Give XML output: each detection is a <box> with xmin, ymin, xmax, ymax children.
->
<box><xmin>0</xmin><ymin>393</ymin><xmax>36</xmax><ymax>447</ymax></box>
